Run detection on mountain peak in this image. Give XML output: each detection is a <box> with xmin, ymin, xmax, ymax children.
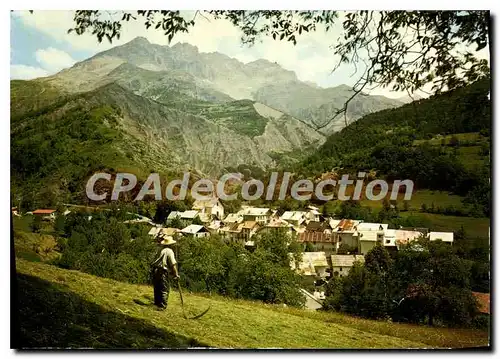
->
<box><xmin>129</xmin><ymin>36</ymin><xmax>150</xmax><ymax>45</ymax></box>
<box><xmin>247</xmin><ymin>59</ymin><xmax>280</xmax><ymax>67</ymax></box>
<box><xmin>171</xmin><ymin>42</ymin><xmax>199</xmax><ymax>54</ymax></box>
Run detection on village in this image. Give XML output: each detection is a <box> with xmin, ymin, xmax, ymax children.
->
<box><xmin>17</xmin><ymin>196</ymin><xmax>458</xmax><ymax>308</ymax></box>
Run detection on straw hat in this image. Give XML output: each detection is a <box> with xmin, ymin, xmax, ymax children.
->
<box><xmin>158</xmin><ymin>234</ymin><xmax>176</xmax><ymax>245</ymax></box>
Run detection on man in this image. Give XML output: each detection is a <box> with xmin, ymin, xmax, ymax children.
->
<box><xmin>151</xmin><ymin>234</ymin><xmax>180</xmax><ymax>310</ymax></box>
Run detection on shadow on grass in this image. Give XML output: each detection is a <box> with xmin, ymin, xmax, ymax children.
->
<box><xmin>15</xmin><ymin>274</ymin><xmax>207</xmax><ymax>349</ymax></box>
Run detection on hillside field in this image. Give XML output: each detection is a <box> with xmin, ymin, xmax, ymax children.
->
<box><xmin>14</xmin><ymin>259</ymin><xmax>489</xmax><ymax>349</ymax></box>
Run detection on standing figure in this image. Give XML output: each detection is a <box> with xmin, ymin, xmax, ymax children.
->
<box><xmin>151</xmin><ymin>234</ymin><xmax>180</xmax><ymax>310</ymax></box>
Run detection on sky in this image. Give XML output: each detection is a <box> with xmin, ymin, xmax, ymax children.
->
<box><xmin>10</xmin><ymin>10</ymin><xmax>490</xmax><ymax>99</ymax></box>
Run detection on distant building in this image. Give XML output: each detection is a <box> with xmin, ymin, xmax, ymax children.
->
<box><xmin>220</xmin><ymin>222</ymin><xmax>244</xmax><ymax>242</ymax></box>
<box><xmin>257</xmin><ymin>217</ymin><xmax>294</xmax><ymax>237</ymax></box>
<box><xmin>299</xmin><ymin>232</ymin><xmax>336</xmax><ymax>254</ymax></box>
<box><xmin>192</xmin><ymin>197</ymin><xmax>225</xmax><ymax>220</ymax></box>
<box><xmin>180</xmin><ymin>210</ymin><xmax>200</xmax><ymax>221</ymax></box>
<box><xmin>355</xmin><ymin>223</ymin><xmax>387</xmax><ymax>254</ymax></box>
<box><xmin>300</xmin><ymin>288</ymin><xmax>323</xmax><ymax>310</ymax></box>
<box><xmin>395</xmin><ymin>230</ymin><xmax>426</xmax><ymax>248</ymax></box>
<box><xmin>290</xmin><ymin>251</ymin><xmax>329</xmax><ymax>278</ymax></box>
<box><xmin>332</xmin><ymin>219</ymin><xmax>360</xmax><ymax>249</ymax></box>
<box><xmin>32</xmin><ymin>209</ymin><xmax>57</xmax><ymax>220</ymax></box>
<box><xmin>223</xmin><ymin>212</ymin><xmax>244</xmax><ymax>224</ymax></box>
<box><xmin>305</xmin><ymin>221</ymin><xmax>330</xmax><ymax>233</ymax></box>
<box><xmin>383</xmin><ymin>229</ymin><xmax>397</xmax><ymax>248</ymax></box>
<box><xmin>281</xmin><ymin>211</ymin><xmax>307</xmax><ymax>226</ymax></box>
<box><xmin>306</xmin><ymin>205</ymin><xmax>321</xmax><ymax>222</ymax></box>
<box><xmin>429</xmin><ymin>231</ymin><xmax>454</xmax><ymax>244</ymax></box>
<box><xmin>241</xmin><ymin>207</ymin><xmax>271</xmax><ymax>224</ymax></box>
<box><xmin>181</xmin><ymin>224</ymin><xmax>210</xmax><ymax>238</ymax></box>
<box><xmin>331</xmin><ymin>254</ymin><xmax>365</xmax><ymax>277</ymax></box>
<box><xmin>241</xmin><ymin>221</ymin><xmax>261</xmax><ymax>241</ymax></box>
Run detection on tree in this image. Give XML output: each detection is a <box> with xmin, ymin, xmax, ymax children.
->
<box><xmin>365</xmin><ymin>244</ymin><xmax>392</xmax><ymax>274</ymax></box>
<box><xmin>304</xmin><ymin>242</ymin><xmax>315</xmax><ymax>252</ymax></box>
<box><xmin>256</xmin><ymin>229</ymin><xmax>303</xmax><ymax>267</ymax></box>
<box><xmin>191</xmin><ymin>216</ymin><xmax>203</xmax><ymax>225</ymax></box>
<box><xmin>67</xmin><ymin>10</ymin><xmax>489</xmax><ymax>129</ymax></box>
<box><xmin>30</xmin><ymin>216</ymin><xmax>42</xmax><ymax>233</ymax></box>
<box><xmin>337</xmin><ymin>243</ymin><xmax>355</xmax><ymax>255</ymax></box>
<box><xmin>390</xmin><ymin>238</ymin><xmax>477</xmax><ymax>326</ymax></box>
<box><xmin>167</xmin><ymin>216</ymin><xmax>184</xmax><ymax>229</ymax></box>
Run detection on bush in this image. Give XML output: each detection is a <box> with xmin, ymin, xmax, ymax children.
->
<box><xmin>57</xmin><ymin>210</ymin><xmax>305</xmax><ymax>307</ymax></box>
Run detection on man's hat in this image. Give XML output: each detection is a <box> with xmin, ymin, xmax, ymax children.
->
<box><xmin>158</xmin><ymin>233</ymin><xmax>176</xmax><ymax>245</ymax></box>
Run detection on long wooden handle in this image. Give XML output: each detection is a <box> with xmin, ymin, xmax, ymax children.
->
<box><xmin>177</xmin><ymin>280</ymin><xmax>188</xmax><ymax>319</ymax></box>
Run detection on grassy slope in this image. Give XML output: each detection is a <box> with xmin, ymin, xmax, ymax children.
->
<box><xmin>361</xmin><ymin>189</ymin><xmax>465</xmax><ymax>210</ymax></box>
<box><xmin>399</xmin><ymin>212</ymin><xmax>490</xmax><ymax>238</ymax></box>
<box><xmin>14</xmin><ymin>259</ymin><xmax>488</xmax><ymax>349</ymax></box>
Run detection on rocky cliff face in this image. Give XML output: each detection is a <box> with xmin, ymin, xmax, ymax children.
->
<box><xmin>15</xmin><ymin>36</ymin><xmax>403</xmax><ymax>176</ymax></box>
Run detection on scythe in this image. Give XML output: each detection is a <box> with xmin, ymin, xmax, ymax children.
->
<box><xmin>174</xmin><ymin>243</ymin><xmax>210</xmax><ymax>320</ymax></box>
<box><xmin>176</xmin><ymin>280</ymin><xmax>211</xmax><ymax>320</ymax></box>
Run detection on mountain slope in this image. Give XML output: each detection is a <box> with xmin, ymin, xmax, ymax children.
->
<box><xmin>253</xmin><ymin>81</ymin><xmax>403</xmax><ymax>133</ymax></box>
<box><xmin>16</xmin><ymin>258</ymin><xmax>488</xmax><ymax>348</ymax></box>
<box><xmin>300</xmin><ymin>78</ymin><xmax>490</xmax><ymax>217</ymax></box>
<box><xmin>46</xmin><ymin>36</ymin><xmax>402</xmax><ymax>134</ymax></box>
<box><xmin>11</xmin><ymin>79</ymin><xmax>325</xmax><ymax>207</ymax></box>
<box><xmin>302</xmin><ymin>78</ymin><xmax>490</xmax><ymax>175</ymax></box>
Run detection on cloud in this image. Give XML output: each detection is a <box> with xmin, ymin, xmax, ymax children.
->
<box><xmin>10</xmin><ymin>47</ymin><xmax>76</xmax><ymax>80</ymax></box>
<box><xmin>11</xmin><ymin>64</ymin><xmax>49</xmax><ymax>80</ymax></box>
<box><xmin>12</xmin><ymin>10</ymin><xmax>490</xmax><ymax>99</ymax></box>
<box><xmin>35</xmin><ymin>47</ymin><xmax>76</xmax><ymax>72</ymax></box>
<box><xmin>13</xmin><ymin>10</ymin><xmax>344</xmax><ymax>86</ymax></box>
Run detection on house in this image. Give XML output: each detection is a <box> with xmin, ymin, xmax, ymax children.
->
<box><xmin>331</xmin><ymin>219</ymin><xmax>360</xmax><ymax>249</ymax></box>
<box><xmin>223</xmin><ymin>212</ymin><xmax>243</xmax><ymax>224</ymax></box>
<box><xmin>306</xmin><ymin>205</ymin><xmax>321</xmax><ymax>222</ymax></box>
<box><xmin>192</xmin><ymin>197</ymin><xmax>224</xmax><ymax>219</ymax></box>
<box><xmin>299</xmin><ymin>231</ymin><xmax>336</xmax><ymax>253</ymax></box>
<box><xmin>33</xmin><ymin>209</ymin><xmax>57</xmax><ymax>220</ymax></box>
<box><xmin>383</xmin><ymin>229</ymin><xmax>397</xmax><ymax>248</ymax></box>
<box><xmin>395</xmin><ymin>230</ymin><xmax>425</xmax><ymax>248</ymax></box>
<box><xmin>180</xmin><ymin>224</ymin><xmax>210</xmax><ymax>238</ymax></box>
<box><xmin>220</xmin><ymin>222</ymin><xmax>244</xmax><ymax>242</ymax></box>
<box><xmin>241</xmin><ymin>221</ymin><xmax>261</xmax><ymax>241</ymax></box>
<box><xmin>400</xmin><ymin>227</ymin><xmax>429</xmax><ymax>237</ymax></box>
<box><xmin>429</xmin><ymin>231</ymin><xmax>454</xmax><ymax>244</ymax></box>
<box><xmin>331</xmin><ymin>254</ymin><xmax>365</xmax><ymax>277</ymax></box>
<box><xmin>305</xmin><ymin>221</ymin><xmax>330</xmax><ymax>233</ymax></box>
<box><xmin>355</xmin><ymin>222</ymin><xmax>388</xmax><ymax>254</ymax></box>
<box><xmin>281</xmin><ymin>211</ymin><xmax>307</xmax><ymax>226</ymax></box>
<box><xmin>300</xmin><ymin>288</ymin><xmax>324</xmax><ymax>310</ymax></box>
<box><xmin>180</xmin><ymin>210</ymin><xmax>200</xmax><ymax>221</ymax></box>
<box><xmin>290</xmin><ymin>251</ymin><xmax>329</xmax><ymax>277</ymax></box>
<box><xmin>241</xmin><ymin>207</ymin><xmax>271</xmax><ymax>224</ymax></box>
<box><xmin>356</xmin><ymin>222</ymin><xmax>389</xmax><ymax>232</ymax></box>
<box><xmin>329</xmin><ymin>218</ymin><xmax>341</xmax><ymax>230</ymax></box>
<box><xmin>472</xmin><ymin>292</ymin><xmax>490</xmax><ymax>315</ymax></box>
<box><xmin>206</xmin><ymin>220</ymin><xmax>222</xmax><ymax>233</ymax></box>
<box><xmin>257</xmin><ymin>217</ymin><xmax>295</xmax><ymax>237</ymax></box>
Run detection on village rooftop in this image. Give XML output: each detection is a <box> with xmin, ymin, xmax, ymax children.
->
<box><xmin>86</xmin><ymin>172</ymin><xmax>414</xmax><ymax>202</ymax></box>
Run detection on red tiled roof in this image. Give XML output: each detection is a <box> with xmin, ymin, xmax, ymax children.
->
<box><xmin>472</xmin><ymin>292</ymin><xmax>490</xmax><ymax>314</ymax></box>
<box><xmin>299</xmin><ymin>232</ymin><xmax>335</xmax><ymax>243</ymax></box>
<box><xmin>337</xmin><ymin>219</ymin><xmax>355</xmax><ymax>231</ymax></box>
<box><xmin>33</xmin><ymin>209</ymin><xmax>56</xmax><ymax>214</ymax></box>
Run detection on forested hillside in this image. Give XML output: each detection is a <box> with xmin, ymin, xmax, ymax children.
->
<box><xmin>301</xmin><ymin>78</ymin><xmax>491</xmax><ymax>217</ymax></box>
